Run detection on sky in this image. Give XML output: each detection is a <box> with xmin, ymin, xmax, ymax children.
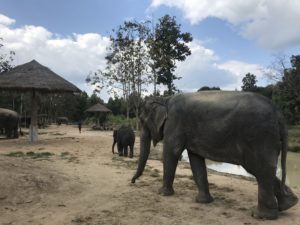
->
<box><xmin>1</xmin><ymin>0</ymin><xmax>300</xmax><ymax>101</ymax></box>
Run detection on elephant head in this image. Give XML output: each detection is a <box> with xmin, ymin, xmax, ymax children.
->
<box><xmin>131</xmin><ymin>97</ymin><xmax>169</xmax><ymax>183</ymax></box>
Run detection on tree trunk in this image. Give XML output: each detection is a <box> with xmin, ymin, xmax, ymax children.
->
<box><xmin>29</xmin><ymin>90</ymin><xmax>38</xmax><ymax>142</ymax></box>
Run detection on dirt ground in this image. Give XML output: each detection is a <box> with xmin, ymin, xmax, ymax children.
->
<box><xmin>0</xmin><ymin>125</ymin><xmax>299</xmax><ymax>225</ymax></box>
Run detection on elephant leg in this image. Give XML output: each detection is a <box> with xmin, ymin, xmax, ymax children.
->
<box><xmin>274</xmin><ymin>177</ymin><xmax>298</xmax><ymax>211</ymax></box>
<box><xmin>188</xmin><ymin>151</ymin><xmax>213</xmax><ymax>203</ymax></box>
<box><xmin>6</xmin><ymin>128</ymin><xmax>12</xmax><ymax>139</ymax></box>
<box><xmin>252</xmin><ymin>167</ymin><xmax>279</xmax><ymax>220</ymax></box>
<box><xmin>117</xmin><ymin>143</ymin><xmax>123</xmax><ymax>156</ymax></box>
<box><xmin>129</xmin><ymin>144</ymin><xmax>134</xmax><ymax>158</ymax></box>
<box><xmin>13</xmin><ymin>128</ymin><xmax>18</xmax><ymax>138</ymax></box>
<box><xmin>158</xmin><ymin>142</ymin><xmax>181</xmax><ymax>196</ymax></box>
<box><xmin>124</xmin><ymin>146</ymin><xmax>128</xmax><ymax>157</ymax></box>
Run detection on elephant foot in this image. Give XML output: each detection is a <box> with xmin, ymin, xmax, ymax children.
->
<box><xmin>158</xmin><ymin>186</ymin><xmax>174</xmax><ymax>196</ymax></box>
<box><xmin>277</xmin><ymin>187</ymin><xmax>298</xmax><ymax>211</ymax></box>
<box><xmin>251</xmin><ymin>206</ymin><xmax>278</xmax><ymax>220</ymax></box>
<box><xmin>129</xmin><ymin>154</ymin><xmax>133</xmax><ymax>158</ymax></box>
<box><xmin>195</xmin><ymin>193</ymin><xmax>214</xmax><ymax>203</ymax></box>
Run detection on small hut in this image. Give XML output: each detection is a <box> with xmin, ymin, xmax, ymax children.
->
<box><xmin>0</xmin><ymin>60</ymin><xmax>81</xmax><ymax>142</ymax></box>
<box><xmin>85</xmin><ymin>103</ymin><xmax>112</xmax><ymax>130</ymax></box>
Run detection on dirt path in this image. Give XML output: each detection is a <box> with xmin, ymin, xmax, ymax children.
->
<box><xmin>0</xmin><ymin>125</ymin><xmax>299</xmax><ymax>225</ymax></box>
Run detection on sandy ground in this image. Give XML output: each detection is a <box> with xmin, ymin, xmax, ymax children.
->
<box><xmin>0</xmin><ymin>125</ymin><xmax>299</xmax><ymax>225</ymax></box>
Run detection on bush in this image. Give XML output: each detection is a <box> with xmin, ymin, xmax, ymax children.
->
<box><xmin>107</xmin><ymin>114</ymin><xmax>136</xmax><ymax>128</ymax></box>
<box><xmin>288</xmin><ymin>125</ymin><xmax>300</xmax><ymax>152</ymax></box>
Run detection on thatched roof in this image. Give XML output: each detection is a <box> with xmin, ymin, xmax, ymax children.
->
<box><xmin>0</xmin><ymin>60</ymin><xmax>81</xmax><ymax>93</ymax></box>
<box><xmin>86</xmin><ymin>103</ymin><xmax>112</xmax><ymax>113</ymax></box>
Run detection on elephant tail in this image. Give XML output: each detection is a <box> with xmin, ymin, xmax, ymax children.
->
<box><xmin>278</xmin><ymin>112</ymin><xmax>287</xmax><ymax>192</ymax></box>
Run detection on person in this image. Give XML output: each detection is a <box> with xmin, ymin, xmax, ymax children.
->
<box><xmin>78</xmin><ymin>120</ymin><xmax>82</xmax><ymax>133</ymax></box>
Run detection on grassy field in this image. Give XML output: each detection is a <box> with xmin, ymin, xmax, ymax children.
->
<box><xmin>288</xmin><ymin>125</ymin><xmax>300</xmax><ymax>152</ymax></box>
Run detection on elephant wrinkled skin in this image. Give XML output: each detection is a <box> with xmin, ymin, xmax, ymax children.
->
<box><xmin>132</xmin><ymin>91</ymin><xmax>298</xmax><ymax>220</ymax></box>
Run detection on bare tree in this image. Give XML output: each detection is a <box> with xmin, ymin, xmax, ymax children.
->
<box><xmin>264</xmin><ymin>52</ymin><xmax>289</xmax><ymax>82</ymax></box>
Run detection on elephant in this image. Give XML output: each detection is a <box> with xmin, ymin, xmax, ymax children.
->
<box><xmin>131</xmin><ymin>91</ymin><xmax>298</xmax><ymax>220</ymax></box>
<box><xmin>112</xmin><ymin>126</ymin><xmax>135</xmax><ymax>158</ymax></box>
<box><xmin>0</xmin><ymin>108</ymin><xmax>19</xmax><ymax>139</ymax></box>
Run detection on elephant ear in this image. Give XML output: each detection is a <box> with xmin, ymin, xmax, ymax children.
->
<box><xmin>145</xmin><ymin>98</ymin><xmax>168</xmax><ymax>146</ymax></box>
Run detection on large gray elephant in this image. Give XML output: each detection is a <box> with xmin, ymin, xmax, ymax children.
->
<box><xmin>131</xmin><ymin>91</ymin><xmax>298</xmax><ymax>220</ymax></box>
<box><xmin>0</xmin><ymin>108</ymin><xmax>19</xmax><ymax>139</ymax></box>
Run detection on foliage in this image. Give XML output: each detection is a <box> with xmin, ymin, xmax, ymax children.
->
<box><xmin>288</xmin><ymin>125</ymin><xmax>300</xmax><ymax>152</ymax></box>
<box><xmin>107</xmin><ymin>114</ymin><xmax>136</xmax><ymax>128</ymax></box>
<box><xmin>254</xmin><ymin>85</ymin><xmax>274</xmax><ymax>99</ymax></box>
<box><xmin>241</xmin><ymin>73</ymin><xmax>257</xmax><ymax>91</ymax></box>
<box><xmin>264</xmin><ymin>53</ymin><xmax>289</xmax><ymax>81</ymax></box>
<box><xmin>273</xmin><ymin>55</ymin><xmax>300</xmax><ymax>124</ymax></box>
<box><xmin>87</xmin><ymin>93</ymin><xmax>104</xmax><ymax>106</ymax></box>
<box><xmin>87</xmin><ymin>19</ymin><xmax>151</xmax><ymax>130</ymax></box>
<box><xmin>0</xmin><ymin>37</ymin><xmax>15</xmax><ymax>73</ymax></box>
<box><xmin>148</xmin><ymin>15</ymin><xmax>193</xmax><ymax>95</ymax></box>
<box><xmin>107</xmin><ymin>97</ymin><xmax>126</xmax><ymax>115</ymax></box>
<box><xmin>0</xmin><ymin>37</ymin><xmax>17</xmax><ymax>110</ymax></box>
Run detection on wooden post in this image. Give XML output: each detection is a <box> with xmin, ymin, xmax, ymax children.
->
<box><xmin>29</xmin><ymin>90</ymin><xmax>38</xmax><ymax>142</ymax></box>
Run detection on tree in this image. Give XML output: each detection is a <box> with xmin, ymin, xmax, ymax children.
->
<box><xmin>255</xmin><ymin>85</ymin><xmax>274</xmax><ymax>99</ymax></box>
<box><xmin>87</xmin><ymin>93</ymin><xmax>104</xmax><ymax>106</ymax></box>
<box><xmin>0</xmin><ymin>37</ymin><xmax>17</xmax><ymax>112</ymax></box>
<box><xmin>107</xmin><ymin>97</ymin><xmax>126</xmax><ymax>115</ymax></box>
<box><xmin>0</xmin><ymin>37</ymin><xmax>15</xmax><ymax>73</ymax></box>
<box><xmin>264</xmin><ymin>52</ymin><xmax>289</xmax><ymax>82</ymax></box>
<box><xmin>87</xmin><ymin>20</ymin><xmax>151</xmax><ymax>129</ymax></box>
<box><xmin>241</xmin><ymin>73</ymin><xmax>257</xmax><ymax>91</ymax></box>
<box><xmin>274</xmin><ymin>55</ymin><xmax>300</xmax><ymax>124</ymax></box>
<box><xmin>148</xmin><ymin>15</ymin><xmax>192</xmax><ymax>95</ymax></box>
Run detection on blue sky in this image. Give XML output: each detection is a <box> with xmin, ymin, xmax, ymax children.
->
<box><xmin>1</xmin><ymin>0</ymin><xmax>300</xmax><ymax>101</ymax></box>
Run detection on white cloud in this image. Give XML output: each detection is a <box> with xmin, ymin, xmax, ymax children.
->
<box><xmin>0</xmin><ymin>14</ymin><xmax>267</xmax><ymax>99</ymax></box>
<box><xmin>217</xmin><ymin>60</ymin><xmax>266</xmax><ymax>90</ymax></box>
<box><xmin>0</xmin><ymin>14</ymin><xmax>110</xmax><ymax>96</ymax></box>
<box><xmin>0</xmin><ymin>14</ymin><xmax>15</xmax><ymax>26</ymax></box>
<box><xmin>175</xmin><ymin>40</ymin><xmax>267</xmax><ymax>91</ymax></box>
<box><xmin>150</xmin><ymin>0</ymin><xmax>300</xmax><ymax>49</ymax></box>
<box><xmin>175</xmin><ymin>40</ymin><xmax>236</xmax><ymax>91</ymax></box>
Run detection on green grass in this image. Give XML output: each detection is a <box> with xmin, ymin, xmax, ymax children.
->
<box><xmin>288</xmin><ymin>125</ymin><xmax>300</xmax><ymax>152</ymax></box>
<box><xmin>60</xmin><ymin>152</ymin><xmax>79</xmax><ymax>163</ymax></box>
<box><xmin>5</xmin><ymin>151</ymin><xmax>25</xmax><ymax>157</ymax></box>
<box><xmin>5</xmin><ymin>151</ymin><xmax>54</xmax><ymax>159</ymax></box>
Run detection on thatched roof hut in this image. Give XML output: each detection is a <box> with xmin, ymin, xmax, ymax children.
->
<box><xmin>0</xmin><ymin>60</ymin><xmax>80</xmax><ymax>93</ymax></box>
<box><xmin>0</xmin><ymin>60</ymin><xmax>81</xmax><ymax>142</ymax></box>
<box><xmin>86</xmin><ymin>103</ymin><xmax>112</xmax><ymax>113</ymax></box>
<box><xmin>86</xmin><ymin>103</ymin><xmax>111</xmax><ymax>129</ymax></box>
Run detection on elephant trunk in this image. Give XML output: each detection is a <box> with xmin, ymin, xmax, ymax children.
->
<box><xmin>112</xmin><ymin>140</ymin><xmax>116</xmax><ymax>154</ymax></box>
<box><xmin>278</xmin><ymin>113</ymin><xmax>287</xmax><ymax>192</ymax></box>
<box><xmin>131</xmin><ymin>127</ymin><xmax>151</xmax><ymax>183</ymax></box>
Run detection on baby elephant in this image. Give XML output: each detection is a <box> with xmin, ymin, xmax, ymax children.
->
<box><xmin>112</xmin><ymin>126</ymin><xmax>135</xmax><ymax>158</ymax></box>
